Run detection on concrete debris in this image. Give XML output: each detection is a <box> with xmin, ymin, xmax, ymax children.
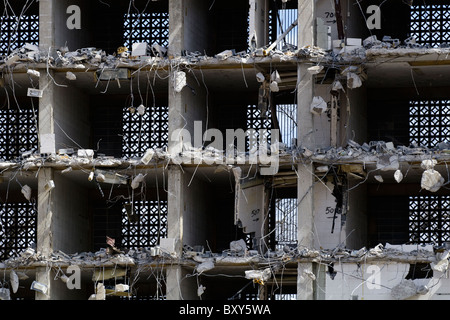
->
<box><xmin>307</xmin><ymin>65</ymin><xmax>324</xmax><ymax>75</ymax></box>
<box><xmin>346</xmin><ymin>72</ymin><xmax>362</xmax><ymax>89</ymax></box>
<box><xmin>391</xmin><ymin>279</ymin><xmax>418</xmax><ymax>300</ymax></box>
<box><xmin>197</xmin><ymin>285</ymin><xmax>206</xmax><ymax>297</ymax></box>
<box><xmin>230</xmin><ymin>239</ymin><xmax>247</xmax><ymax>253</ymax></box>
<box><xmin>131</xmin><ymin>173</ymin><xmax>145</xmax><ymax>189</ymax></box>
<box><xmin>174</xmin><ymin>70</ymin><xmax>187</xmax><ymax>93</ymax></box>
<box><xmin>394</xmin><ymin>170</ymin><xmax>403</xmax><ymax>183</ymax></box>
<box><xmin>374</xmin><ymin>175</ymin><xmax>383</xmax><ymax>183</ymax></box>
<box><xmin>421</xmin><ymin>160</ymin><xmax>444</xmax><ymax>192</ymax></box>
<box><xmin>30</xmin><ymin>281</ymin><xmax>48</xmax><ymax>294</ymax></box>
<box><xmin>21</xmin><ymin>185</ymin><xmax>32</xmax><ymax>201</ymax></box>
<box><xmin>256</xmin><ymin>72</ymin><xmax>265</xmax><ymax>83</ymax></box>
<box><xmin>310</xmin><ymin>96</ymin><xmax>328</xmax><ymax>115</ymax></box>
<box><xmin>245</xmin><ymin>268</ymin><xmax>272</xmax><ymax>284</ymax></box>
<box><xmin>10</xmin><ymin>270</ymin><xmax>19</xmax><ymax>293</ymax></box>
<box><xmin>196</xmin><ymin>259</ymin><xmax>215</xmax><ymax>274</ymax></box>
<box><xmin>66</xmin><ymin>71</ymin><xmax>76</xmax><ymax>80</ymax></box>
<box><xmin>27</xmin><ymin>69</ymin><xmax>40</xmax><ymax>77</ymax></box>
<box><xmin>0</xmin><ymin>288</ymin><xmax>11</xmax><ymax>300</ymax></box>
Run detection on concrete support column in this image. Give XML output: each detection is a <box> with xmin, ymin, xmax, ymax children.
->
<box><xmin>39</xmin><ymin>0</ymin><xmax>55</xmax><ymax>51</ymax></box>
<box><xmin>298</xmin><ymin>0</ymin><xmax>316</xmax><ymax>48</ymax></box>
<box><xmin>35</xmin><ymin>168</ymin><xmax>55</xmax><ymax>300</ymax></box>
<box><xmin>249</xmin><ymin>0</ymin><xmax>269</xmax><ymax>49</ymax></box>
<box><xmin>168</xmin><ymin>0</ymin><xmax>185</xmax><ymax>57</ymax></box>
<box><xmin>297</xmin><ymin>0</ymin><xmax>316</xmax><ymax>300</ymax></box>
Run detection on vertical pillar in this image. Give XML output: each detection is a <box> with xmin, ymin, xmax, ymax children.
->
<box><xmin>297</xmin><ymin>0</ymin><xmax>316</xmax><ymax>301</ymax></box>
<box><xmin>35</xmin><ymin>168</ymin><xmax>55</xmax><ymax>300</ymax></box>
<box><xmin>36</xmin><ymin>0</ymin><xmax>57</xmax><ymax>300</ymax></box>
<box><xmin>249</xmin><ymin>0</ymin><xmax>269</xmax><ymax>49</ymax></box>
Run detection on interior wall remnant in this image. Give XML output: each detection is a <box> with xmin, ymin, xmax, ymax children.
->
<box><xmin>233</xmin><ymin>168</ymin><xmax>267</xmax><ymax>252</ymax></box>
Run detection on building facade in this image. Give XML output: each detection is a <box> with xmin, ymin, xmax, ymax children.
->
<box><xmin>0</xmin><ymin>0</ymin><xmax>450</xmax><ymax>300</ymax></box>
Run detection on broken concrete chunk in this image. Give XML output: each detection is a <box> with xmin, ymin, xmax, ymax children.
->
<box><xmin>421</xmin><ymin>159</ymin><xmax>437</xmax><ymax>170</ymax></box>
<box><xmin>271</xmin><ymin>70</ymin><xmax>281</xmax><ymax>83</ymax></box>
<box><xmin>391</xmin><ymin>279</ymin><xmax>418</xmax><ymax>300</ymax></box>
<box><xmin>174</xmin><ymin>71</ymin><xmax>187</xmax><ymax>93</ymax></box>
<box><xmin>347</xmin><ymin>72</ymin><xmax>362</xmax><ymax>89</ymax></box>
<box><xmin>310</xmin><ymin>96</ymin><xmax>328</xmax><ymax>114</ymax></box>
<box><xmin>137</xmin><ymin>104</ymin><xmax>146</xmax><ymax>115</ymax></box>
<box><xmin>132</xmin><ymin>42</ymin><xmax>148</xmax><ymax>57</ymax></box>
<box><xmin>197</xmin><ymin>285</ymin><xmax>206</xmax><ymax>297</ymax></box>
<box><xmin>0</xmin><ymin>288</ymin><xmax>11</xmax><ymax>300</ymax></box>
<box><xmin>394</xmin><ymin>170</ymin><xmax>403</xmax><ymax>183</ymax></box>
<box><xmin>245</xmin><ymin>268</ymin><xmax>272</xmax><ymax>283</ymax></box>
<box><xmin>27</xmin><ymin>69</ymin><xmax>40</xmax><ymax>77</ymax></box>
<box><xmin>27</xmin><ymin>88</ymin><xmax>43</xmax><ymax>98</ymax></box>
<box><xmin>196</xmin><ymin>259</ymin><xmax>215</xmax><ymax>274</ymax></box>
<box><xmin>141</xmin><ymin>149</ymin><xmax>155</xmax><ymax>165</ymax></box>
<box><xmin>77</xmin><ymin>149</ymin><xmax>94</xmax><ymax>159</ymax></box>
<box><xmin>66</xmin><ymin>71</ymin><xmax>76</xmax><ymax>80</ymax></box>
<box><xmin>31</xmin><ymin>281</ymin><xmax>48</xmax><ymax>294</ymax></box>
<box><xmin>230</xmin><ymin>239</ymin><xmax>247</xmax><ymax>253</ymax></box>
<box><xmin>256</xmin><ymin>72</ymin><xmax>265</xmax><ymax>83</ymax></box>
<box><xmin>374</xmin><ymin>175</ymin><xmax>383</xmax><ymax>183</ymax></box>
<box><xmin>21</xmin><ymin>184</ymin><xmax>32</xmax><ymax>201</ymax></box>
<box><xmin>10</xmin><ymin>270</ymin><xmax>19</xmax><ymax>294</ymax></box>
<box><xmin>421</xmin><ymin>169</ymin><xmax>444</xmax><ymax>192</ymax></box>
<box><xmin>215</xmin><ymin>49</ymin><xmax>234</xmax><ymax>60</ymax></box>
<box><xmin>432</xmin><ymin>258</ymin><xmax>449</xmax><ymax>272</ymax></box>
<box><xmin>307</xmin><ymin>65</ymin><xmax>324</xmax><ymax>75</ymax></box>
<box><xmin>131</xmin><ymin>173</ymin><xmax>145</xmax><ymax>189</ymax></box>
<box><xmin>269</xmin><ymin>81</ymin><xmax>279</xmax><ymax>92</ymax></box>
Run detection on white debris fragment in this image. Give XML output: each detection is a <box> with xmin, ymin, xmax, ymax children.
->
<box><xmin>78</xmin><ymin>149</ymin><xmax>94</xmax><ymax>159</ymax></box>
<box><xmin>115</xmin><ymin>284</ymin><xmax>129</xmax><ymax>292</ymax></box>
<box><xmin>310</xmin><ymin>96</ymin><xmax>328</xmax><ymax>114</ymax></box>
<box><xmin>27</xmin><ymin>69</ymin><xmax>40</xmax><ymax>77</ymax></box>
<box><xmin>21</xmin><ymin>184</ymin><xmax>32</xmax><ymax>201</ymax></box>
<box><xmin>66</xmin><ymin>71</ymin><xmax>77</xmax><ymax>80</ymax></box>
<box><xmin>215</xmin><ymin>50</ymin><xmax>234</xmax><ymax>60</ymax></box>
<box><xmin>10</xmin><ymin>270</ymin><xmax>19</xmax><ymax>294</ymax></box>
<box><xmin>137</xmin><ymin>104</ymin><xmax>146</xmax><ymax>115</ymax></box>
<box><xmin>27</xmin><ymin>88</ymin><xmax>43</xmax><ymax>98</ymax></box>
<box><xmin>131</xmin><ymin>173</ymin><xmax>145</xmax><ymax>189</ymax></box>
<box><xmin>174</xmin><ymin>71</ymin><xmax>187</xmax><ymax>93</ymax></box>
<box><xmin>245</xmin><ymin>268</ymin><xmax>272</xmax><ymax>283</ymax></box>
<box><xmin>0</xmin><ymin>288</ymin><xmax>11</xmax><ymax>300</ymax></box>
<box><xmin>332</xmin><ymin>80</ymin><xmax>344</xmax><ymax>91</ymax></box>
<box><xmin>256</xmin><ymin>72</ymin><xmax>265</xmax><ymax>83</ymax></box>
<box><xmin>269</xmin><ymin>81</ymin><xmax>279</xmax><ymax>92</ymax></box>
<box><xmin>307</xmin><ymin>65</ymin><xmax>324</xmax><ymax>74</ymax></box>
<box><xmin>197</xmin><ymin>285</ymin><xmax>206</xmax><ymax>297</ymax></box>
<box><xmin>230</xmin><ymin>239</ymin><xmax>247</xmax><ymax>253</ymax></box>
<box><xmin>394</xmin><ymin>170</ymin><xmax>403</xmax><ymax>183</ymax></box>
<box><xmin>196</xmin><ymin>259</ymin><xmax>215</xmax><ymax>274</ymax></box>
<box><xmin>391</xmin><ymin>279</ymin><xmax>418</xmax><ymax>300</ymax></box>
<box><xmin>132</xmin><ymin>42</ymin><xmax>148</xmax><ymax>56</ymax></box>
<box><xmin>421</xmin><ymin>159</ymin><xmax>437</xmax><ymax>170</ymax></box>
<box><xmin>369</xmin><ymin>244</ymin><xmax>384</xmax><ymax>257</ymax></box>
<box><xmin>421</xmin><ymin>169</ymin><xmax>444</xmax><ymax>192</ymax></box>
<box><xmin>374</xmin><ymin>175</ymin><xmax>383</xmax><ymax>183</ymax></box>
<box><xmin>271</xmin><ymin>70</ymin><xmax>281</xmax><ymax>83</ymax></box>
<box><xmin>141</xmin><ymin>149</ymin><xmax>155</xmax><ymax>165</ymax></box>
<box><xmin>31</xmin><ymin>281</ymin><xmax>48</xmax><ymax>294</ymax></box>
<box><xmin>347</xmin><ymin>72</ymin><xmax>362</xmax><ymax>89</ymax></box>
<box><xmin>432</xmin><ymin>250</ymin><xmax>449</xmax><ymax>272</ymax></box>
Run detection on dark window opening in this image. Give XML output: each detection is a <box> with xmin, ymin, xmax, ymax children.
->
<box><xmin>405</xmin><ymin>263</ymin><xmax>433</xmax><ymax>279</ymax></box>
<box><xmin>0</xmin><ymin>202</ymin><xmax>37</xmax><ymax>260</ymax></box>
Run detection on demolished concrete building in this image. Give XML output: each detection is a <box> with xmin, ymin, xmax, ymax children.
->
<box><xmin>2</xmin><ymin>0</ymin><xmax>450</xmax><ymax>301</ymax></box>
